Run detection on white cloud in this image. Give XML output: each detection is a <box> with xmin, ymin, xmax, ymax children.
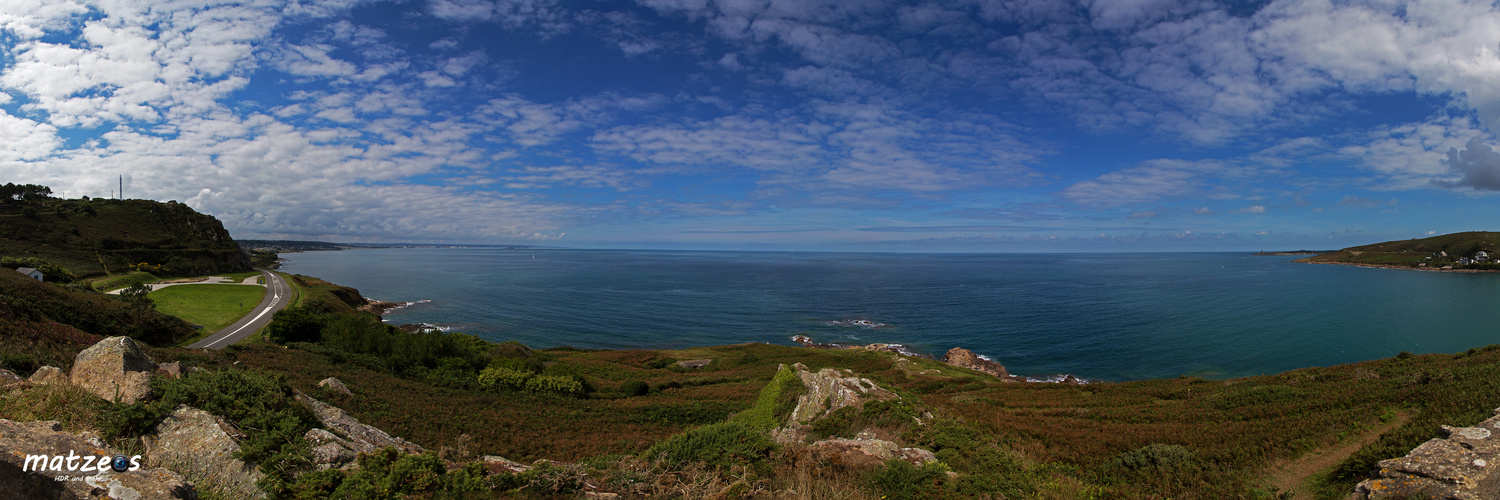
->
<box><xmin>1193</xmin><ymin>206</ymin><xmax>1213</xmax><ymax>215</ymax></box>
<box><xmin>1234</xmin><ymin>205</ymin><xmax>1266</xmax><ymax>214</ymax></box>
<box><xmin>1061</xmin><ymin>159</ymin><xmax>1269</xmax><ymax>206</ymax></box>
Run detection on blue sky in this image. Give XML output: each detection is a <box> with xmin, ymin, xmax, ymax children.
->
<box><xmin>4</xmin><ymin>0</ymin><xmax>1500</xmax><ymax>251</ymax></box>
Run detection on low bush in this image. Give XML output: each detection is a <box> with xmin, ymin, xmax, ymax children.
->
<box><xmin>640</xmin><ymin>421</ymin><xmax>779</xmax><ymax>471</ymax></box>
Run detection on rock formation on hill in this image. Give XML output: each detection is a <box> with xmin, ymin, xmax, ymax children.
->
<box><xmin>144</xmin><ymin>406</ymin><xmax>267</xmax><ymax>499</ymax></box>
<box><xmin>943</xmin><ymin>347</ymin><xmax>1010</xmax><ymax>378</ymax></box>
<box><xmin>1355</xmin><ymin>407</ymin><xmax>1500</xmax><ymax>499</ymax></box>
<box><xmin>771</xmin><ymin>363</ymin><xmax>937</xmax><ymax>468</ymax></box>
<box><xmin>0</xmin><ymin>336</ymin><xmax>440</xmax><ymax>498</ymax></box>
<box><xmin>0</xmin><ymin>419</ymin><xmax>196</xmax><ymax>499</ymax></box>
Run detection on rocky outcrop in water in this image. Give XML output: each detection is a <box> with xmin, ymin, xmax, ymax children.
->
<box><xmin>1354</xmin><ymin>407</ymin><xmax>1500</xmax><ymax>499</ymax></box>
<box><xmin>143</xmin><ymin>406</ymin><xmax>266</xmax><ymax>499</ymax></box>
<box><xmin>70</xmin><ymin>336</ymin><xmax>157</xmax><ymax>404</ymax></box>
<box><xmin>943</xmin><ymin>347</ymin><xmax>1009</xmax><ymax>378</ymax></box>
<box><xmin>0</xmin><ymin>419</ymin><xmax>196</xmax><ymax>499</ymax></box>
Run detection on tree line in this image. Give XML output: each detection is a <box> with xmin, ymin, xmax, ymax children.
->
<box><xmin>0</xmin><ymin>183</ymin><xmax>52</xmax><ymax>204</ymax></box>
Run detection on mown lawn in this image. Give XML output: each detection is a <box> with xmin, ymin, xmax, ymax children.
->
<box><xmin>150</xmin><ymin>284</ymin><xmax>264</xmax><ymax>332</ymax></box>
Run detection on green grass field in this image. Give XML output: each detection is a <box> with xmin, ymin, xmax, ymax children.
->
<box><xmin>149</xmin><ymin>284</ymin><xmax>265</xmax><ymax>333</ymax></box>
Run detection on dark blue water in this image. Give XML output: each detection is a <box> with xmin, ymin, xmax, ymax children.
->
<box><xmin>278</xmin><ymin>249</ymin><xmax>1500</xmax><ymax>381</ymax></box>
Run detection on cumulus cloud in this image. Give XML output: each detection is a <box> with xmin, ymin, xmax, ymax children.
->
<box><xmin>1234</xmin><ymin>205</ymin><xmax>1266</xmax><ymax>214</ymax></box>
<box><xmin>1434</xmin><ymin>136</ymin><xmax>1500</xmax><ymax>190</ymax></box>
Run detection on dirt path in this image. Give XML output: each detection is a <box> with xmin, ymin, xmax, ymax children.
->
<box><xmin>1261</xmin><ymin>411</ymin><xmax>1412</xmax><ymax>499</ymax></box>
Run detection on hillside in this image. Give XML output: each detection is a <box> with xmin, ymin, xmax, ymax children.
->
<box><xmin>1298</xmin><ymin>231</ymin><xmax>1500</xmax><ymax>268</ymax></box>
<box><xmin>0</xmin><ymin>196</ymin><xmax>251</xmax><ymax>279</ymax></box>
<box><xmin>3</xmin><ymin>269</ymin><xmax>1499</xmax><ymax>498</ymax></box>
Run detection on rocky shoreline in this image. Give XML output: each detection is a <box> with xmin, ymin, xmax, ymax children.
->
<box><xmin>1294</xmin><ymin>259</ymin><xmax>1500</xmax><ymax>273</ymax></box>
<box><xmin>789</xmin><ymin>335</ymin><xmax>1084</xmax><ymax>384</ymax></box>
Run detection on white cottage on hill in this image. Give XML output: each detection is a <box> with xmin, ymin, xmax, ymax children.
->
<box><xmin>15</xmin><ymin>267</ymin><xmax>42</xmax><ymax>281</ymax></box>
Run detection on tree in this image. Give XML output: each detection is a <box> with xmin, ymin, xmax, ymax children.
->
<box><xmin>120</xmin><ymin>283</ymin><xmax>154</xmax><ymax>311</ymax></box>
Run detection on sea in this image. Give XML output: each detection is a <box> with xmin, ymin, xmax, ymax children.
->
<box><xmin>277</xmin><ymin>249</ymin><xmax>1500</xmax><ymax>382</ymax></box>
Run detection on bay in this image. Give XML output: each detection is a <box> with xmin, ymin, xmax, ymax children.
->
<box><xmin>278</xmin><ymin>249</ymin><xmax>1500</xmax><ymax>381</ymax></box>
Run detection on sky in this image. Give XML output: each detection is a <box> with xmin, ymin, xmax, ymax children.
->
<box><xmin>5</xmin><ymin>0</ymin><xmax>1500</xmax><ymax>252</ymax></box>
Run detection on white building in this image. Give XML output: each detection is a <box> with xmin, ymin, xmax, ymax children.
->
<box><xmin>15</xmin><ymin>267</ymin><xmax>42</xmax><ymax>281</ymax></box>
<box><xmin>1477</xmin><ymin>250</ymin><xmax>1490</xmax><ymax>261</ymax></box>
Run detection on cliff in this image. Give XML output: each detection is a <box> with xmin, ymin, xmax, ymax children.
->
<box><xmin>0</xmin><ymin>197</ymin><xmax>251</xmax><ymax>278</ymax></box>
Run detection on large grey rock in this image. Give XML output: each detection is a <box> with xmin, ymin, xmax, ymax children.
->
<box><xmin>143</xmin><ymin>406</ymin><xmax>265</xmax><ymax>499</ymax></box>
<box><xmin>943</xmin><ymin>347</ymin><xmax>1009</xmax><ymax>378</ymax></box>
<box><xmin>788</xmin><ymin>367</ymin><xmax>894</xmax><ymax>424</ymax></box>
<box><xmin>304</xmin><ymin>429</ymin><xmax>358</xmax><ymax>470</ymax></box>
<box><xmin>809</xmin><ymin>438</ymin><xmax>937</xmax><ymax>468</ymax></box>
<box><xmin>294</xmin><ymin>391</ymin><xmax>424</xmax><ymax>455</ymax></box>
<box><xmin>28</xmin><ymin>366</ymin><xmax>68</xmax><ymax>385</ymax></box>
<box><xmin>0</xmin><ymin>419</ymin><xmax>196</xmax><ymax>499</ymax></box>
<box><xmin>70</xmin><ymin>336</ymin><xmax>157</xmax><ymax>404</ymax></box>
<box><xmin>1355</xmin><ymin>408</ymin><xmax>1500</xmax><ymax>499</ymax></box>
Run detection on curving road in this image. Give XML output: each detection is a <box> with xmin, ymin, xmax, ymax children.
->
<box><xmin>187</xmin><ymin>269</ymin><xmax>291</xmax><ymax>350</ymax></box>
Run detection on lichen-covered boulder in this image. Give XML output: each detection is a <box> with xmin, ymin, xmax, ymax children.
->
<box><xmin>943</xmin><ymin>347</ymin><xmax>1009</xmax><ymax>378</ymax></box>
<box><xmin>156</xmin><ymin>361</ymin><xmax>183</xmax><ymax>380</ymax></box>
<box><xmin>809</xmin><ymin>437</ymin><xmax>938</xmax><ymax>468</ymax></box>
<box><xmin>143</xmin><ymin>406</ymin><xmax>266</xmax><ymax>499</ymax></box>
<box><xmin>295</xmin><ymin>392</ymin><xmax>424</xmax><ymax>455</ymax></box>
<box><xmin>27</xmin><ymin>366</ymin><xmax>67</xmax><ymax>386</ymax></box>
<box><xmin>304</xmin><ymin>428</ymin><xmax>359</xmax><ymax>470</ymax></box>
<box><xmin>0</xmin><ymin>419</ymin><xmax>196</xmax><ymax>499</ymax></box>
<box><xmin>1354</xmin><ymin>408</ymin><xmax>1500</xmax><ymax>499</ymax></box>
<box><xmin>789</xmin><ymin>367</ymin><xmax>894</xmax><ymax>424</ymax></box>
<box><xmin>317</xmin><ymin>377</ymin><xmax>352</xmax><ymax>396</ymax></box>
<box><xmin>70</xmin><ymin>336</ymin><xmax>158</xmax><ymax>403</ymax></box>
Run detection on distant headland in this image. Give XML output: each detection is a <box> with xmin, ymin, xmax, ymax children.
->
<box><xmin>1294</xmin><ymin>231</ymin><xmax>1500</xmax><ymax>272</ymax></box>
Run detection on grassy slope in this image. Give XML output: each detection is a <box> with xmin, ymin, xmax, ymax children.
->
<box><xmin>149</xmin><ymin>284</ymin><xmax>265</xmax><ymax>332</ymax></box>
<box><xmin>0</xmin><ymin>198</ymin><xmax>251</xmax><ymax>279</ymax></box>
<box><xmin>1301</xmin><ymin>231</ymin><xmax>1500</xmax><ymax>267</ymax></box>
<box><xmin>9</xmin><ymin>261</ymin><xmax>1500</xmax><ymax>497</ymax></box>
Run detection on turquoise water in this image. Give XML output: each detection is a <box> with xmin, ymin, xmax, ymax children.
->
<box><xmin>278</xmin><ymin>249</ymin><xmax>1500</xmax><ymax>381</ymax></box>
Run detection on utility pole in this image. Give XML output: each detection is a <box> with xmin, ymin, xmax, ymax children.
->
<box><xmin>119</xmin><ymin>175</ymin><xmax>123</xmax><ymax>200</ymax></box>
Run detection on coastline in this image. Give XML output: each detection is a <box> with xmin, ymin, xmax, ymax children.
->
<box><xmin>1294</xmin><ymin>259</ymin><xmax>1500</xmax><ymax>273</ymax></box>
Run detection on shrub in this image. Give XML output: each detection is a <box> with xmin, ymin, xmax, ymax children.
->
<box><xmin>525</xmin><ymin>375</ymin><xmax>585</xmax><ymax>396</ymax></box>
<box><xmin>621</xmin><ymin>380</ymin><xmax>650</xmax><ymax>397</ymax></box>
<box><xmin>865</xmin><ymin>459</ymin><xmax>952</xmax><ymax>500</ymax></box>
<box><xmin>1113</xmin><ymin>443</ymin><xmax>1197</xmax><ymax>471</ymax></box>
<box><xmin>640</xmin><ymin>421</ymin><xmax>778</xmax><ymax>470</ymax></box>
<box><xmin>266</xmin><ymin>307</ymin><xmax>329</xmax><ymax>344</ymax></box>
<box><xmin>477</xmin><ymin>366</ymin><xmax>533</xmax><ymax>391</ymax></box>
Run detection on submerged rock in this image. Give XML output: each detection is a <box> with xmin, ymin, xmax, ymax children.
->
<box><xmin>70</xmin><ymin>336</ymin><xmax>157</xmax><ymax>404</ymax></box>
<box><xmin>1355</xmin><ymin>408</ymin><xmax>1500</xmax><ymax>499</ymax></box>
<box><xmin>144</xmin><ymin>405</ymin><xmax>266</xmax><ymax>499</ymax></box>
<box><xmin>0</xmin><ymin>419</ymin><xmax>196</xmax><ymax>499</ymax></box>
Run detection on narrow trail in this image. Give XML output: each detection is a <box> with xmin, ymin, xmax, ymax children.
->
<box><xmin>1261</xmin><ymin>411</ymin><xmax>1413</xmax><ymax>499</ymax></box>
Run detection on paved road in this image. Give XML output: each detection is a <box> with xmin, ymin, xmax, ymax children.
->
<box><xmin>187</xmin><ymin>269</ymin><xmax>291</xmax><ymax>350</ymax></box>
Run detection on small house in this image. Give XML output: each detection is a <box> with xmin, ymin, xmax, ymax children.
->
<box><xmin>15</xmin><ymin>267</ymin><xmax>42</xmax><ymax>282</ymax></box>
<box><xmin>1477</xmin><ymin>251</ymin><xmax>1490</xmax><ymax>261</ymax></box>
